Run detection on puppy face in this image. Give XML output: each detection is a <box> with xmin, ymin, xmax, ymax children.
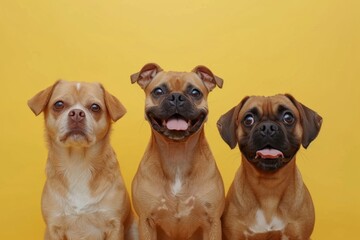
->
<box><xmin>28</xmin><ymin>80</ymin><xmax>126</xmax><ymax>147</ymax></box>
<box><xmin>131</xmin><ymin>63</ymin><xmax>223</xmax><ymax>140</ymax></box>
<box><xmin>217</xmin><ymin>94</ymin><xmax>322</xmax><ymax>172</ymax></box>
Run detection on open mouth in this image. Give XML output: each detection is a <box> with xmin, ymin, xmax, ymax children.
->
<box><xmin>250</xmin><ymin>147</ymin><xmax>290</xmax><ymax>171</ymax></box>
<box><xmin>147</xmin><ymin>112</ymin><xmax>206</xmax><ymax>139</ymax></box>
<box><xmin>165</xmin><ymin>114</ymin><xmax>191</xmax><ymax>131</ymax></box>
<box><xmin>255</xmin><ymin>148</ymin><xmax>284</xmax><ymax>159</ymax></box>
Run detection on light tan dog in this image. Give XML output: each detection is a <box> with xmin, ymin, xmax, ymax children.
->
<box><xmin>130</xmin><ymin>63</ymin><xmax>225</xmax><ymax>240</ymax></box>
<box><xmin>28</xmin><ymin>80</ymin><xmax>137</xmax><ymax>240</ymax></box>
<box><xmin>217</xmin><ymin>94</ymin><xmax>322</xmax><ymax>240</ymax></box>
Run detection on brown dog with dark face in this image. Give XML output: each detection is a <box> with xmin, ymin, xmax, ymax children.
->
<box><xmin>131</xmin><ymin>63</ymin><xmax>225</xmax><ymax>240</ymax></box>
<box><xmin>217</xmin><ymin>94</ymin><xmax>322</xmax><ymax>240</ymax></box>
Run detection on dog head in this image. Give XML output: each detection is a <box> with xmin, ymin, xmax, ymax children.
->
<box><xmin>28</xmin><ymin>80</ymin><xmax>126</xmax><ymax>147</ymax></box>
<box><xmin>217</xmin><ymin>94</ymin><xmax>322</xmax><ymax>172</ymax></box>
<box><xmin>131</xmin><ymin>63</ymin><xmax>223</xmax><ymax>141</ymax></box>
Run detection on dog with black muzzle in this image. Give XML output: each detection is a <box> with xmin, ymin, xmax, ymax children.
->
<box><xmin>131</xmin><ymin>63</ymin><xmax>225</xmax><ymax>240</ymax></box>
<box><xmin>217</xmin><ymin>94</ymin><xmax>322</xmax><ymax>240</ymax></box>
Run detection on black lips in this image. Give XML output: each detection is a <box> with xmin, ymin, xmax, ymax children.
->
<box><xmin>240</xmin><ymin>120</ymin><xmax>300</xmax><ymax>172</ymax></box>
<box><xmin>146</xmin><ymin>93</ymin><xmax>207</xmax><ymax>140</ymax></box>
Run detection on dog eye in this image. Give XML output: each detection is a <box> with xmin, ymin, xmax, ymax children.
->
<box><xmin>190</xmin><ymin>88</ymin><xmax>202</xmax><ymax>98</ymax></box>
<box><xmin>152</xmin><ymin>87</ymin><xmax>164</xmax><ymax>96</ymax></box>
<box><xmin>283</xmin><ymin>112</ymin><xmax>295</xmax><ymax>125</ymax></box>
<box><xmin>90</xmin><ymin>104</ymin><xmax>101</xmax><ymax>112</ymax></box>
<box><xmin>243</xmin><ymin>114</ymin><xmax>255</xmax><ymax>127</ymax></box>
<box><xmin>53</xmin><ymin>101</ymin><xmax>65</xmax><ymax>111</ymax></box>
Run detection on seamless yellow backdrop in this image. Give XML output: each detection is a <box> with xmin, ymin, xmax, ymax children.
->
<box><xmin>0</xmin><ymin>0</ymin><xmax>359</xmax><ymax>239</ymax></box>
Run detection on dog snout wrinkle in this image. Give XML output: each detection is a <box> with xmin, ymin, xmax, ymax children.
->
<box><xmin>68</xmin><ymin>109</ymin><xmax>85</xmax><ymax>122</ymax></box>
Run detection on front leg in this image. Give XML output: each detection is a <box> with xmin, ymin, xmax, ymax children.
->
<box><xmin>44</xmin><ymin>225</ymin><xmax>66</xmax><ymax>240</ymax></box>
<box><xmin>104</xmin><ymin>219</ymin><xmax>123</xmax><ymax>240</ymax></box>
<box><xmin>204</xmin><ymin>218</ymin><xmax>222</xmax><ymax>240</ymax></box>
<box><xmin>132</xmin><ymin>168</ymin><xmax>167</xmax><ymax>240</ymax></box>
<box><xmin>246</xmin><ymin>231</ymin><xmax>283</xmax><ymax>240</ymax></box>
<box><xmin>282</xmin><ymin>222</ymin><xmax>311</xmax><ymax>240</ymax></box>
<box><xmin>138</xmin><ymin>216</ymin><xmax>157</xmax><ymax>240</ymax></box>
<box><xmin>221</xmin><ymin>212</ymin><xmax>248</xmax><ymax>240</ymax></box>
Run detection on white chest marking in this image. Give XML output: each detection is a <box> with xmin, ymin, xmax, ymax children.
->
<box><xmin>174</xmin><ymin>196</ymin><xmax>195</xmax><ymax>218</ymax></box>
<box><xmin>157</xmin><ymin>198</ymin><xmax>169</xmax><ymax>211</ymax></box>
<box><xmin>171</xmin><ymin>170</ymin><xmax>182</xmax><ymax>196</ymax></box>
<box><xmin>249</xmin><ymin>209</ymin><xmax>285</xmax><ymax>233</ymax></box>
<box><xmin>62</xmin><ymin>160</ymin><xmax>105</xmax><ymax>215</ymax></box>
<box><xmin>66</xmin><ymin>162</ymin><xmax>92</xmax><ymax>212</ymax></box>
<box><xmin>76</xmin><ymin>82</ymin><xmax>81</xmax><ymax>91</ymax></box>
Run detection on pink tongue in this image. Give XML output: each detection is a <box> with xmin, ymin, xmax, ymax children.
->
<box><xmin>166</xmin><ymin>118</ymin><xmax>189</xmax><ymax>131</ymax></box>
<box><xmin>256</xmin><ymin>149</ymin><xmax>284</xmax><ymax>159</ymax></box>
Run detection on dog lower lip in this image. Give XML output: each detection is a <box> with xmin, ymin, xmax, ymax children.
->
<box><xmin>60</xmin><ymin>129</ymin><xmax>87</xmax><ymax>142</ymax></box>
<box><xmin>67</xmin><ymin>127</ymin><xmax>86</xmax><ymax>134</ymax></box>
<box><xmin>257</xmin><ymin>159</ymin><xmax>283</xmax><ymax>171</ymax></box>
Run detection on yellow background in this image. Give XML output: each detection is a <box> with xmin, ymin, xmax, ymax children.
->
<box><xmin>1</xmin><ymin>0</ymin><xmax>359</xmax><ymax>239</ymax></box>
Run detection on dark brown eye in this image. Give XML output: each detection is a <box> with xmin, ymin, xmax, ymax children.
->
<box><xmin>244</xmin><ymin>114</ymin><xmax>255</xmax><ymax>127</ymax></box>
<box><xmin>53</xmin><ymin>101</ymin><xmax>64</xmax><ymax>111</ymax></box>
<box><xmin>90</xmin><ymin>104</ymin><xmax>101</xmax><ymax>112</ymax></box>
<box><xmin>283</xmin><ymin>112</ymin><xmax>295</xmax><ymax>125</ymax></box>
<box><xmin>190</xmin><ymin>88</ymin><xmax>202</xmax><ymax>98</ymax></box>
<box><xmin>152</xmin><ymin>87</ymin><xmax>164</xmax><ymax>96</ymax></box>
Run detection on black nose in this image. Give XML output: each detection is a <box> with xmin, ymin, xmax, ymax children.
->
<box><xmin>168</xmin><ymin>93</ymin><xmax>185</xmax><ymax>107</ymax></box>
<box><xmin>258</xmin><ymin>121</ymin><xmax>278</xmax><ymax>137</ymax></box>
<box><xmin>68</xmin><ymin>109</ymin><xmax>85</xmax><ymax>122</ymax></box>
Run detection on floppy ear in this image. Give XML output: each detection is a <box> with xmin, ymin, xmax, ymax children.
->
<box><xmin>217</xmin><ymin>96</ymin><xmax>249</xmax><ymax>149</ymax></box>
<box><xmin>130</xmin><ymin>63</ymin><xmax>163</xmax><ymax>89</ymax></box>
<box><xmin>27</xmin><ymin>80</ymin><xmax>60</xmax><ymax>116</ymax></box>
<box><xmin>285</xmin><ymin>94</ymin><xmax>323</xmax><ymax>148</ymax></box>
<box><xmin>102</xmin><ymin>86</ymin><xmax>127</xmax><ymax>122</ymax></box>
<box><xmin>192</xmin><ymin>65</ymin><xmax>223</xmax><ymax>91</ymax></box>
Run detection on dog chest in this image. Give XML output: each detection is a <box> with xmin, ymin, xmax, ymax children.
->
<box><xmin>62</xmin><ymin>161</ymin><xmax>103</xmax><ymax>215</ymax></box>
<box><xmin>66</xmin><ymin>169</ymin><xmax>92</xmax><ymax>213</ymax></box>
<box><xmin>149</xmin><ymin>193</ymin><xmax>215</xmax><ymax>239</ymax></box>
<box><xmin>244</xmin><ymin>209</ymin><xmax>289</xmax><ymax>239</ymax></box>
<box><xmin>250</xmin><ymin>209</ymin><xmax>285</xmax><ymax>232</ymax></box>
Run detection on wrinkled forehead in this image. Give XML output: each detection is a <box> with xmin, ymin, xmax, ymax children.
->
<box><xmin>146</xmin><ymin>71</ymin><xmax>207</xmax><ymax>93</ymax></box>
<box><xmin>50</xmin><ymin>81</ymin><xmax>104</xmax><ymax>103</ymax></box>
<box><xmin>239</xmin><ymin>95</ymin><xmax>299</xmax><ymax>118</ymax></box>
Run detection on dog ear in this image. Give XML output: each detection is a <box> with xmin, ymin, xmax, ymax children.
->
<box><xmin>285</xmin><ymin>94</ymin><xmax>323</xmax><ymax>148</ymax></box>
<box><xmin>102</xmin><ymin>86</ymin><xmax>127</xmax><ymax>122</ymax></box>
<box><xmin>28</xmin><ymin>80</ymin><xmax>61</xmax><ymax>116</ymax></box>
<box><xmin>130</xmin><ymin>63</ymin><xmax>163</xmax><ymax>89</ymax></box>
<box><xmin>192</xmin><ymin>65</ymin><xmax>223</xmax><ymax>91</ymax></box>
<box><xmin>217</xmin><ymin>97</ymin><xmax>249</xmax><ymax>149</ymax></box>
